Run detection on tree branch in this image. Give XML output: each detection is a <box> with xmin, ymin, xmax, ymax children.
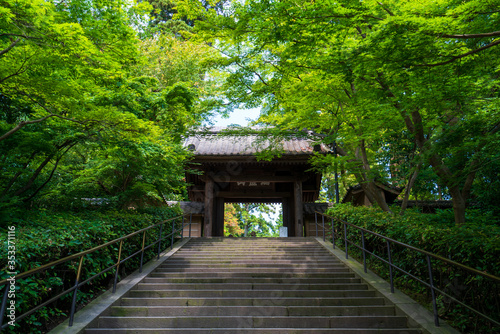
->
<box><xmin>97</xmin><ymin>181</ymin><xmax>113</xmax><ymax>195</ymax></box>
<box><xmin>23</xmin><ymin>143</ymin><xmax>76</xmax><ymax>202</ymax></box>
<box><xmin>440</xmin><ymin>31</ymin><xmax>500</xmax><ymax>39</ymax></box>
<box><xmin>0</xmin><ymin>33</ymin><xmax>42</xmax><ymax>39</ymax></box>
<box><xmin>0</xmin><ymin>91</ymin><xmax>93</xmax><ymax>141</ymax></box>
<box><xmin>0</xmin><ymin>115</ymin><xmax>55</xmax><ymax>141</ymax></box>
<box><xmin>0</xmin><ymin>55</ymin><xmax>30</xmax><ymax>84</ymax></box>
<box><xmin>400</xmin><ymin>163</ymin><xmax>421</xmax><ymax>215</ymax></box>
<box><xmin>415</xmin><ymin>38</ymin><xmax>500</xmax><ymax>67</ymax></box>
<box><xmin>0</xmin><ymin>151</ymin><xmax>37</xmax><ymax>198</ymax></box>
<box><xmin>13</xmin><ymin>140</ymin><xmax>75</xmax><ymax>197</ymax></box>
<box><xmin>377</xmin><ymin>2</ymin><xmax>395</xmax><ymax>16</ymax></box>
<box><xmin>236</xmin><ymin>61</ymin><xmax>269</xmax><ymax>86</ymax></box>
<box><xmin>0</xmin><ymin>39</ymin><xmax>20</xmax><ymax>57</ymax></box>
<box><xmin>13</xmin><ymin>153</ymin><xmax>55</xmax><ymax>197</ymax></box>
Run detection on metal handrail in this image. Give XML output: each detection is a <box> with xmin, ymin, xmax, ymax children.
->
<box><xmin>0</xmin><ymin>213</ymin><xmax>193</xmax><ymax>330</ymax></box>
<box><xmin>314</xmin><ymin>211</ymin><xmax>500</xmax><ymax>329</ymax></box>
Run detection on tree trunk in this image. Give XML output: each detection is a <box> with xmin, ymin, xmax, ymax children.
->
<box><xmin>400</xmin><ymin>164</ymin><xmax>420</xmax><ymax>216</ymax></box>
<box><xmin>357</xmin><ymin>139</ymin><xmax>392</xmax><ymax>213</ymax></box>
<box><xmin>403</xmin><ymin>110</ymin><xmax>469</xmax><ymax>224</ymax></box>
<box><xmin>449</xmin><ymin>185</ymin><xmax>467</xmax><ymax>225</ymax></box>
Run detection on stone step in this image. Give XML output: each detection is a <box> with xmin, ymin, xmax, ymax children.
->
<box><xmin>147</xmin><ymin>272</ymin><xmax>356</xmax><ymax>279</ymax></box>
<box><xmin>142</xmin><ymin>277</ymin><xmax>362</xmax><ymax>284</ymax></box>
<box><xmin>181</xmin><ymin>245</ymin><xmax>326</xmax><ymax>249</ymax></box>
<box><xmin>181</xmin><ymin>246</ymin><xmax>324</xmax><ymax>248</ymax></box>
<box><xmin>153</xmin><ymin>268</ymin><xmax>352</xmax><ymax>273</ymax></box>
<box><xmin>158</xmin><ymin>264</ymin><xmax>346</xmax><ymax>269</ymax></box>
<box><xmin>186</xmin><ymin>239</ymin><xmax>315</xmax><ymax>241</ymax></box>
<box><xmin>177</xmin><ymin>244</ymin><xmax>327</xmax><ymax>247</ymax></box>
<box><xmin>184</xmin><ymin>239</ymin><xmax>319</xmax><ymax>244</ymax></box>
<box><xmin>168</xmin><ymin>258</ymin><xmax>337</xmax><ymax>263</ymax></box>
<box><xmin>95</xmin><ymin>315</ymin><xmax>409</xmax><ymax>328</ymax></box>
<box><xmin>110</xmin><ymin>305</ymin><xmax>396</xmax><ymax>317</ymax></box>
<box><xmin>87</xmin><ymin>328</ymin><xmax>422</xmax><ymax>334</ymax></box>
<box><xmin>174</xmin><ymin>251</ymin><xmax>330</xmax><ymax>256</ymax></box>
<box><xmin>180</xmin><ymin>244</ymin><xmax>326</xmax><ymax>248</ymax></box>
<box><xmin>180</xmin><ymin>249</ymin><xmax>330</xmax><ymax>252</ymax></box>
<box><xmin>183</xmin><ymin>239</ymin><xmax>318</xmax><ymax>241</ymax></box>
<box><xmin>119</xmin><ymin>297</ymin><xmax>388</xmax><ymax>307</ymax></box>
<box><xmin>164</xmin><ymin>259</ymin><xmax>341</xmax><ymax>264</ymax></box>
<box><xmin>135</xmin><ymin>283</ymin><xmax>369</xmax><ymax>291</ymax></box>
<box><xmin>127</xmin><ymin>289</ymin><xmax>377</xmax><ymax>298</ymax></box>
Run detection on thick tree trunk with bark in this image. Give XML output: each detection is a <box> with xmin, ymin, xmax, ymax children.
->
<box><xmin>357</xmin><ymin>139</ymin><xmax>393</xmax><ymax>213</ymax></box>
<box><xmin>405</xmin><ymin>110</ymin><xmax>471</xmax><ymax>225</ymax></box>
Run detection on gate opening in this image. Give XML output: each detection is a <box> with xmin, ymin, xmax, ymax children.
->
<box><xmin>224</xmin><ymin>203</ymin><xmax>283</xmax><ymax>237</ymax></box>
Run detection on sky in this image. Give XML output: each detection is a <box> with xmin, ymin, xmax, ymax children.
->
<box><xmin>209</xmin><ymin>108</ymin><xmax>261</xmax><ymax>127</ymax></box>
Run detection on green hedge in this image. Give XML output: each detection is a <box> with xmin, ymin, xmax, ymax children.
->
<box><xmin>0</xmin><ymin>206</ymin><xmax>183</xmax><ymax>333</ymax></box>
<box><xmin>325</xmin><ymin>204</ymin><xmax>500</xmax><ymax>333</ymax></box>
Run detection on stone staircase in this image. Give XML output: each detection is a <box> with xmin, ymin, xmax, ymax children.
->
<box><xmin>85</xmin><ymin>237</ymin><xmax>423</xmax><ymax>333</ymax></box>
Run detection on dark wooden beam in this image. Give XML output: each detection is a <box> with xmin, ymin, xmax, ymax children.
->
<box><xmin>216</xmin><ymin>191</ymin><xmax>292</xmax><ymax>198</ymax></box>
<box><xmin>224</xmin><ymin>198</ymin><xmax>283</xmax><ymax>203</ymax></box>
<box><xmin>221</xmin><ymin>175</ymin><xmax>308</xmax><ymax>183</ymax></box>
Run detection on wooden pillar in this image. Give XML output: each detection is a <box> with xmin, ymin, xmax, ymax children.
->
<box><xmin>294</xmin><ymin>180</ymin><xmax>303</xmax><ymax>237</ymax></box>
<box><xmin>203</xmin><ymin>177</ymin><xmax>214</xmax><ymax>237</ymax></box>
<box><xmin>282</xmin><ymin>197</ymin><xmax>292</xmax><ymax>237</ymax></box>
<box><xmin>214</xmin><ymin>198</ymin><xmax>225</xmax><ymax>236</ymax></box>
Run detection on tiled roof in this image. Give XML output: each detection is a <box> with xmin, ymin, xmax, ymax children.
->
<box><xmin>184</xmin><ymin>127</ymin><xmax>329</xmax><ymax>156</ymax></box>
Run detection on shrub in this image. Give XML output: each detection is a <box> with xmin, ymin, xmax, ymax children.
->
<box><xmin>0</xmin><ymin>206</ymin><xmax>183</xmax><ymax>333</ymax></box>
<box><xmin>325</xmin><ymin>204</ymin><xmax>500</xmax><ymax>334</ymax></box>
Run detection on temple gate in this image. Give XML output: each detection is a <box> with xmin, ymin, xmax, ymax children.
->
<box><xmin>182</xmin><ymin>127</ymin><xmax>329</xmax><ymax>237</ymax></box>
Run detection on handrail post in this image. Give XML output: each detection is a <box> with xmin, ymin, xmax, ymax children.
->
<box><xmin>427</xmin><ymin>255</ymin><xmax>440</xmax><ymax>327</ymax></box>
<box><xmin>315</xmin><ymin>212</ymin><xmax>318</xmax><ymax>237</ymax></box>
<box><xmin>0</xmin><ymin>284</ymin><xmax>9</xmax><ymax>329</ymax></box>
<box><xmin>386</xmin><ymin>240</ymin><xmax>394</xmax><ymax>293</ymax></box>
<box><xmin>157</xmin><ymin>224</ymin><xmax>163</xmax><ymax>260</ymax></box>
<box><xmin>181</xmin><ymin>216</ymin><xmax>184</xmax><ymax>241</ymax></box>
<box><xmin>361</xmin><ymin>230</ymin><xmax>367</xmax><ymax>273</ymax></box>
<box><xmin>113</xmin><ymin>240</ymin><xmax>123</xmax><ymax>293</ymax></box>
<box><xmin>139</xmin><ymin>231</ymin><xmax>146</xmax><ymax>273</ymax></box>
<box><xmin>331</xmin><ymin>218</ymin><xmax>335</xmax><ymax>249</ymax></box>
<box><xmin>343</xmin><ymin>222</ymin><xmax>348</xmax><ymax>259</ymax></box>
<box><xmin>189</xmin><ymin>214</ymin><xmax>192</xmax><ymax>237</ymax></box>
<box><xmin>171</xmin><ymin>219</ymin><xmax>175</xmax><ymax>250</ymax></box>
<box><xmin>322</xmin><ymin>214</ymin><xmax>325</xmax><ymax>242</ymax></box>
<box><xmin>69</xmin><ymin>255</ymin><xmax>85</xmax><ymax>326</ymax></box>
